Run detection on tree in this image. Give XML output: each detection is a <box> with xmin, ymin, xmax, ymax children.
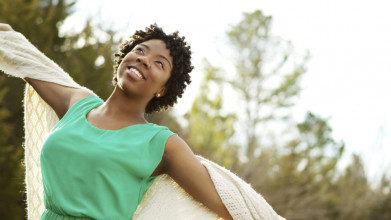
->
<box><xmin>0</xmin><ymin>76</ymin><xmax>25</xmax><ymax>217</ymax></box>
<box><xmin>370</xmin><ymin>175</ymin><xmax>391</xmax><ymax>220</ymax></box>
<box><xmin>186</xmin><ymin>10</ymin><xmax>390</xmax><ymax>219</ymax></box>
<box><xmin>188</xmin><ymin>10</ymin><xmax>391</xmax><ymax>219</ymax></box>
<box><xmin>59</xmin><ymin>20</ymin><xmax>119</xmax><ymax>99</ymax></box>
<box><xmin>263</xmin><ymin>112</ymin><xmax>345</xmax><ymax>219</ymax></box>
<box><xmin>330</xmin><ymin>154</ymin><xmax>378</xmax><ymax>220</ymax></box>
<box><xmin>0</xmin><ymin>0</ymin><xmax>118</xmax><ymax>218</ymax></box>
<box><xmin>220</xmin><ymin>11</ymin><xmax>311</xmax><ymax>193</ymax></box>
<box><xmin>226</xmin><ymin>10</ymin><xmax>308</xmax><ymax>164</ymax></box>
<box><xmin>184</xmin><ymin>60</ymin><xmax>238</xmax><ymax>168</ymax></box>
<box><xmin>0</xmin><ymin>0</ymin><xmax>76</xmax><ymax>218</ymax></box>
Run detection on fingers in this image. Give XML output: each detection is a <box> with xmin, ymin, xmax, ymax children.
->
<box><xmin>0</xmin><ymin>23</ymin><xmax>14</xmax><ymax>31</ymax></box>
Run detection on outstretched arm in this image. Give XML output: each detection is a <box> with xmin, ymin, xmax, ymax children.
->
<box><xmin>0</xmin><ymin>23</ymin><xmax>94</xmax><ymax>118</ymax></box>
<box><xmin>24</xmin><ymin>78</ymin><xmax>94</xmax><ymax>118</ymax></box>
<box><xmin>162</xmin><ymin>135</ymin><xmax>234</xmax><ymax>220</ymax></box>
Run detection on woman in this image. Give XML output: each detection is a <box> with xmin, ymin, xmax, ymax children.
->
<box><xmin>0</xmin><ymin>23</ymin><xmax>233</xmax><ymax>219</ymax></box>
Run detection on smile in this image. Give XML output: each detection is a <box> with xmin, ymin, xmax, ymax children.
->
<box><xmin>127</xmin><ymin>67</ymin><xmax>145</xmax><ymax>80</ymax></box>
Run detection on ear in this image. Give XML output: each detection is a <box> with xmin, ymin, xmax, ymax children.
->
<box><xmin>156</xmin><ymin>87</ymin><xmax>167</xmax><ymax>98</ymax></box>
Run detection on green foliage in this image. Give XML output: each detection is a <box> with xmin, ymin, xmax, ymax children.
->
<box><xmin>0</xmin><ymin>77</ymin><xmax>25</xmax><ymax>219</ymax></box>
<box><xmin>187</xmin><ymin>9</ymin><xmax>391</xmax><ymax>220</ymax></box>
<box><xmin>226</xmin><ymin>10</ymin><xmax>308</xmax><ymax>160</ymax></box>
<box><xmin>0</xmin><ymin>0</ymin><xmax>76</xmax><ymax>58</ymax></box>
<box><xmin>0</xmin><ymin>0</ymin><xmax>118</xmax><ymax>218</ymax></box>
<box><xmin>0</xmin><ymin>0</ymin><xmax>76</xmax><ymax>218</ymax></box>
<box><xmin>370</xmin><ymin>176</ymin><xmax>391</xmax><ymax>220</ymax></box>
<box><xmin>264</xmin><ymin>113</ymin><xmax>345</xmax><ymax>219</ymax></box>
<box><xmin>327</xmin><ymin>155</ymin><xmax>380</xmax><ymax>220</ymax></box>
<box><xmin>185</xmin><ymin>60</ymin><xmax>238</xmax><ymax>168</ymax></box>
<box><xmin>59</xmin><ymin>20</ymin><xmax>118</xmax><ymax>99</ymax></box>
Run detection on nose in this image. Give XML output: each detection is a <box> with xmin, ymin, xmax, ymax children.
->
<box><xmin>136</xmin><ymin>56</ymin><xmax>150</xmax><ymax>69</ymax></box>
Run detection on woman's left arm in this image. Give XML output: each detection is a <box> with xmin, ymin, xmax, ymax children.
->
<box><xmin>162</xmin><ymin>135</ymin><xmax>233</xmax><ymax>220</ymax></box>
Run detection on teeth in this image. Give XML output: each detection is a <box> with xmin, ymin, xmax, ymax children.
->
<box><xmin>129</xmin><ymin>68</ymin><xmax>143</xmax><ymax>79</ymax></box>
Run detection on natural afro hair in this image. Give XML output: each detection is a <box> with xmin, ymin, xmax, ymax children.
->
<box><xmin>113</xmin><ymin>24</ymin><xmax>193</xmax><ymax>114</ymax></box>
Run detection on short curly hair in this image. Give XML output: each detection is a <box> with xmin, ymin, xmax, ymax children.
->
<box><xmin>113</xmin><ymin>24</ymin><xmax>193</xmax><ymax>114</ymax></box>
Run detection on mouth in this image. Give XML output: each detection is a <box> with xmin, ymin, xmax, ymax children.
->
<box><xmin>127</xmin><ymin>66</ymin><xmax>145</xmax><ymax>80</ymax></box>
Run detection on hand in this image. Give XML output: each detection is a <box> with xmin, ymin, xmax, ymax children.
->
<box><xmin>0</xmin><ymin>23</ymin><xmax>14</xmax><ymax>31</ymax></box>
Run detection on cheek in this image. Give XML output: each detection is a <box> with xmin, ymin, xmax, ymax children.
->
<box><xmin>119</xmin><ymin>53</ymin><xmax>133</xmax><ymax>68</ymax></box>
<box><xmin>159</xmin><ymin>73</ymin><xmax>171</xmax><ymax>86</ymax></box>
<box><xmin>117</xmin><ymin>60</ymin><xmax>128</xmax><ymax>75</ymax></box>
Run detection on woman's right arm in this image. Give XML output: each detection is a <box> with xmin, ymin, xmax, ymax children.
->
<box><xmin>1</xmin><ymin>23</ymin><xmax>95</xmax><ymax>118</ymax></box>
<box><xmin>24</xmin><ymin>78</ymin><xmax>95</xmax><ymax>118</ymax></box>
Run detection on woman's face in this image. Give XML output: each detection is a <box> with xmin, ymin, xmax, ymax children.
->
<box><xmin>116</xmin><ymin>39</ymin><xmax>173</xmax><ymax>100</ymax></box>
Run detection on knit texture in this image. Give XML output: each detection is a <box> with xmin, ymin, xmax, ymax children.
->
<box><xmin>133</xmin><ymin>174</ymin><xmax>222</xmax><ymax>220</ymax></box>
<box><xmin>0</xmin><ymin>30</ymin><xmax>82</xmax><ymax>219</ymax></box>
<box><xmin>0</xmin><ymin>31</ymin><xmax>285</xmax><ymax>220</ymax></box>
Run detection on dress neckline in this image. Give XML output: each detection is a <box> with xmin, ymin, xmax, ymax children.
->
<box><xmin>83</xmin><ymin>99</ymin><xmax>152</xmax><ymax>132</ymax></box>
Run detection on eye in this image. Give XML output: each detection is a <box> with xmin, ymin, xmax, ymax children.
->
<box><xmin>134</xmin><ymin>47</ymin><xmax>144</xmax><ymax>54</ymax></box>
<box><xmin>156</xmin><ymin>61</ymin><xmax>164</xmax><ymax>69</ymax></box>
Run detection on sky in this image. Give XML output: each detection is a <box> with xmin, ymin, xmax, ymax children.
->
<box><xmin>62</xmin><ymin>0</ymin><xmax>391</xmax><ymax>181</ymax></box>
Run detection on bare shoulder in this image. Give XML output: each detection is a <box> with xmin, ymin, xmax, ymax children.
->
<box><xmin>164</xmin><ymin>135</ymin><xmax>194</xmax><ymax>157</ymax></box>
<box><xmin>165</xmin><ymin>134</ymin><xmax>186</xmax><ymax>148</ymax></box>
<box><xmin>161</xmin><ymin>134</ymin><xmax>197</xmax><ymax>174</ymax></box>
<box><xmin>162</xmin><ymin>134</ymin><xmax>200</xmax><ymax>176</ymax></box>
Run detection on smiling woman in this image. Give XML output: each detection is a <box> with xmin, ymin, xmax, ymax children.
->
<box><xmin>0</xmin><ymin>23</ymin><xmax>285</xmax><ymax>220</ymax></box>
<box><xmin>113</xmin><ymin>25</ymin><xmax>192</xmax><ymax>114</ymax></box>
<box><xmin>115</xmin><ymin>39</ymin><xmax>172</xmax><ymax>106</ymax></box>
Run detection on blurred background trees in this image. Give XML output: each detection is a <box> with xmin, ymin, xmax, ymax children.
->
<box><xmin>0</xmin><ymin>0</ymin><xmax>117</xmax><ymax>218</ymax></box>
<box><xmin>0</xmin><ymin>1</ymin><xmax>390</xmax><ymax>219</ymax></box>
<box><xmin>1</xmin><ymin>0</ymin><xmax>74</xmax><ymax>218</ymax></box>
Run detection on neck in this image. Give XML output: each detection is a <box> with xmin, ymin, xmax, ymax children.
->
<box><xmin>100</xmin><ymin>86</ymin><xmax>149</xmax><ymax>123</ymax></box>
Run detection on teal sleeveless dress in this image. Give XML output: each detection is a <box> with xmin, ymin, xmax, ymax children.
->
<box><xmin>40</xmin><ymin>96</ymin><xmax>174</xmax><ymax>219</ymax></box>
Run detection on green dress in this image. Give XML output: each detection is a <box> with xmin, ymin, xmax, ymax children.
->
<box><xmin>40</xmin><ymin>96</ymin><xmax>174</xmax><ymax>219</ymax></box>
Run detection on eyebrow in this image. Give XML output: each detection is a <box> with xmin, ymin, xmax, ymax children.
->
<box><xmin>139</xmin><ymin>43</ymin><xmax>172</xmax><ymax>69</ymax></box>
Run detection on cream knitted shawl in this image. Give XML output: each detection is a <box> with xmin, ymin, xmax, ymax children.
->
<box><xmin>0</xmin><ymin>31</ymin><xmax>285</xmax><ymax>220</ymax></box>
